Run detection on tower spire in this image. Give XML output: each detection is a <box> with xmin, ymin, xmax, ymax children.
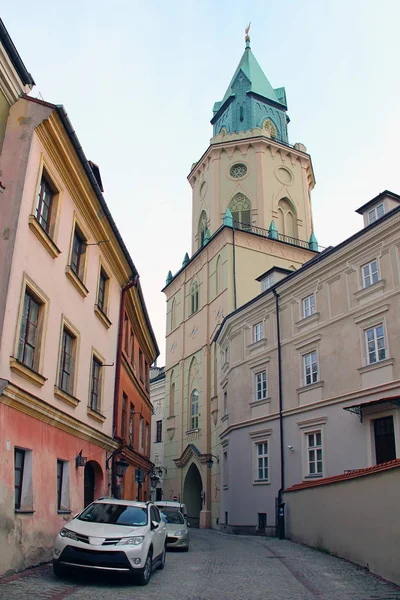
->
<box><xmin>245</xmin><ymin>22</ymin><xmax>251</xmax><ymax>48</ymax></box>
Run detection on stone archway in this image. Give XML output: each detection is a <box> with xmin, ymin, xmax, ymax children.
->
<box><xmin>183</xmin><ymin>463</ymin><xmax>203</xmax><ymax>527</ymax></box>
<box><xmin>84</xmin><ymin>460</ymin><xmax>103</xmax><ymax>507</ymax></box>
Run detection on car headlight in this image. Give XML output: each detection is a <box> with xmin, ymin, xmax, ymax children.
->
<box><xmin>59</xmin><ymin>528</ymin><xmax>78</xmax><ymax>540</ymax></box>
<box><xmin>174</xmin><ymin>530</ymin><xmax>187</xmax><ymax>536</ymax></box>
<box><xmin>117</xmin><ymin>536</ymin><xmax>144</xmax><ymax>546</ymax></box>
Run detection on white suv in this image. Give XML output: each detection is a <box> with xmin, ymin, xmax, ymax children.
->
<box><xmin>53</xmin><ymin>498</ymin><xmax>167</xmax><ymax>585</ymax></box>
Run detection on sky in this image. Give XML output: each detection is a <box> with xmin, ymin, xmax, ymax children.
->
<box><xmin>3</xmin><ymin>1</ymin><xmax>400</xmax><ymax>365</ymax></box>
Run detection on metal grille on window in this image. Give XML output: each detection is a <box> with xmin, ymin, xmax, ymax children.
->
<box><xmin>229</xmin><ymin>163</ymin><xmax>247</xmax><ymax>178</ymax></box>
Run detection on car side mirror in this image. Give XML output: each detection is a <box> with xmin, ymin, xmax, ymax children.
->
<box><xmin>151</xmin><ymin>520</ymin><xmax>159</xmax><ymax>530</ymax></box>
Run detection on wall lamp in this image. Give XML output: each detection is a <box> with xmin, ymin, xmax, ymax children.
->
<box><xmin>205</xmin><ymin>454</ymin><xmax>220</xmax><ymax>469</ymax></box>
<box><xmin>75</xmin><ymin>450</ymin><xmax>87</xmax><ymax>468</ymax></box>
<box><xmin>106</xmin><ymin>449</ymin><xmax>129</xmax><ymax>478</ymax></box>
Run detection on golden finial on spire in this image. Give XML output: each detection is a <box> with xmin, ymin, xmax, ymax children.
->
<box><xmin>245</xmin><ymin>22</ymin><xmax>251</xmax><ymax>47</ymax></box>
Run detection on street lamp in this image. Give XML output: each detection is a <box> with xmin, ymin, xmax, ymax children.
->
<box><xmin>206</xmin><ymin>454</ymin><xmax>220</xmax><ymax>469</ymax></box>
<box><xmin>150</xmin><ymin>473</ymin><xmax>160</xmax><ymax>488</ymax></box>
<box><xmin>115</xmin><ymin>457</ymin><xmax>129</xmax><ymax>478</ymax></box>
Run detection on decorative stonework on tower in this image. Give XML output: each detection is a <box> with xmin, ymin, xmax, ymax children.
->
<box><xmin>211</xmin><ymin>27</ymin><xmax>289</xmax><ymax>142</ymax></box>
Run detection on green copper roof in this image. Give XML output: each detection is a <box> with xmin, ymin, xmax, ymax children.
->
<box><xmin>221</xmin><ymin>42</ymin><xmax>284</xmax><ymax>108</ymax></box>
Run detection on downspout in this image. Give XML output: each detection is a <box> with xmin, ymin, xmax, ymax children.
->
<box><xmin>273</xmin><ymin>288</ymin><xmax>285</xmax><ymax>539</ymax></box>
<box><xmin>232</xmin><ymin>227</ymin><xmax>237</xmax><ymax>311</ymax></box>
<box><xmin>112</xmin><ymin>275</ymin><xmax>139</xmax><ymax>496</ymax></box>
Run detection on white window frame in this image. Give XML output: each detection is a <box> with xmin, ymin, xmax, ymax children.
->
<box><xmin>262</xmin><ymin>275</ymin><xmax>274</xmax><ymax>291</ymax></box>
<box><xmin>254</xmin><ymin>441</ymin><xmax>269</xmax><ymax>482</ymax></box>
<box><xmin>255</xmin><ymin>370</ymin><xmax>267</xmax><ymax>401</ymax></box>
<box><xmin>306</xmin><ymin>431</ymin><xmax>323</xmax><ymax>476</ymax></box>
<box><xmin>57</xmin><ymin>459</ymin><xmax>70</xmax><ymax>511</ymax></box>
<box><xmin>302</xmin><ymin>294</ymin><xmax>315</xmax><ymax>319</ymax></box>
<box><xmin>14</xmin><ymin>448</ymin><xmax>33</xmax><ymax>510</ymax></box>
<box><xmin>367</xmin><ymin>203</ymin><xmax>385</xmax><ymax>224</ymax></box>
<box><xmin>361</xmin><ymin>260</ymin><xmax>379</xmax><ymax>288</ymax></box>
<box><xmin>253</xmin><ymin>321</ymin><xmax>264</xmax><ymax>343</ymax></box>
<box><xmin>365</xmin><ymin>323</ymin><xmax>386</xmax><ymax>365</ymax></box>
<box><xmin>303</xmin><ymin>351</ymin><xmax>318</xmax><ymax>385</ymax></box>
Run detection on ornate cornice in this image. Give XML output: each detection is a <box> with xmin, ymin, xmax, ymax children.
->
<box><xmin>174</xmin><ymin>443</ymin><xmax>202</xmax><ymax>468</ymax></box>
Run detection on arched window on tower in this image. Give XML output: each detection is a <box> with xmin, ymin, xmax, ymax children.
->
<box><xmin>276</xmin><ymin>198</ymin><xmax>298</xmax><ymax>240</ymax></box>
<box><xmin>190</xmin><ymin>280</ymin><xmax>199</xmax><ymax>314</ymax></box>
<box><xmin>216</xmin><ymin>256</ymin><xmax>222</xmax><ymax>295</ymax></box>
<box><xmin>170</xmin><ymin>298</ymin><xmax>176</xmax><ymax>331</ymax></box>
<box><xmin>190</xmin><ymin>389</ymin><xmax>199</xmax><ymax>430</ymax></box>
<box><xmin>229</xmin><ymin>193</ymin><xmax>252</xmax><ymax>231</ymax></box>
<box><xmin>198</xmin><ymin>211</ymin><xmax>208</xmax><ymax>248</ymax></box>
<box><xmin>262</xmin><ymin>118</ymin><xmax>277</xmax><ymax>139</ymax></box>
<box><xmin>169</xmin><ymin>375</ymin><xmax>175</xmax><ymax>418</ymax></box>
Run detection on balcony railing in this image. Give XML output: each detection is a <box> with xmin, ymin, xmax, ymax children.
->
<box><xmin>232</xmin><ymin>221</ymin><xmax>324</xmax><ymax>253</ymax></box>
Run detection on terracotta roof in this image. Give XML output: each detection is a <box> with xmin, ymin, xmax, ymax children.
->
<box><xmin>285</xmin><ymin>459</ymin><xmax>400</xmax><ymax>492</ymax></box>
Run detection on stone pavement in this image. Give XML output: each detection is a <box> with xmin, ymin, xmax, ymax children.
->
<box><xmin>0</xmin><ymin>529</ymin><xmax>399</xmax><ymax>600</ymax></box>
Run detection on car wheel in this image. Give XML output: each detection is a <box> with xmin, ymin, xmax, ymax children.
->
<box><xmin>136</xmin><ymin>549</ymin><xmax>152</xmax><ymax>586</ymax></box>
<box><xmin>158</xmin><ymin>544</ymin><xmax>166</xmax><ymax>570</ymax></box>
<box><xmin>53</xmin><ymin>561</ymin><xmax>68</xmax><ymax>579</ymax></box>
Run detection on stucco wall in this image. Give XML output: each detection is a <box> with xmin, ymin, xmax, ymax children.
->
<box><xmin>283</xmin><ymin>466</ymin><xmax>400</xmax><ymax>586</ymax></box>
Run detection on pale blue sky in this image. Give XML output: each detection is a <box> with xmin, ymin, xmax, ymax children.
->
<box><xmin>3</xmin><ymin>1</ymin><xmax>400</xmax><ymax>363</ymax></box>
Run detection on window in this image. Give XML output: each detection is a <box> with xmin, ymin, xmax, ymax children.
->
<box><xmin>255</xmin><ymin>371</ymin><xmax>267</xmax><ymax>401</ymax></box>
<box><xmin>258</xmin><ymin>513</ymin><xmax>267</xmax><ymax>531</ymax></box>
<box><xmin>263</xmin><ymin>274</ymin><xmax>274</xmax><ymax>291</ymax></box>
<box><xmin>129</xmin><ymin>404</ymin><xmax>135</xmax><ymax>446</ymax></box>
<box><xmin>368</xmin><ymin>203</ymin><xmax>385</xmax><ymax>224</ymax></box>
<box><xmin>56</xmin><ymin>460</ymin><xmax>69</xmax><ymax>511</ymax></box>
<box><xmin>124</xmin><ymin>313</ymin><xmax>129</xmax><ymax>353</ymax></box>
<box><xmin>97</xmin><ymin>268</ymin><xmax>109</xmax><ymax>313</ymax></box>
<box><xmin>145</xmin><ymin>360</ymin><xmax>149</xmax><ymax>391</ymax></box>
<box><xmin>199</xmin><ymin>211</ymin><xmax>208</xmax><ymax>248</ymax></box>
<box><xmin>139</xmin><ymin>415</ymin><xmax>144</xmax><ymax>450</ymax></box>
<box><xmin>17</xmin><ymin>290</ymin><xmax>41</xmax><ymax>370</ymax></box>
<box><xmin>35</xmin><ymin>176</ymin><xmax>54</xmax><ymax>234</ymax></box>
<box><xmin>190</xmin><ymin>281</ymin><xmax>199</xmax><ymax>314</ymax></box>
<box><xmin>70</xmin><ymin>226</ymin><xmax>86</xmax><ymax>281</ymax></box>
<box><xmin>223</xmin><ymin>451</ymin><xmax>228</xmax><ymax>488</ymax></box>
<box><xmin>307</xmin><ymin>432</ymin><xmax>323</xmax><ymax>475</ymax></box>
<box><xmin>303</xmin><ymin>351</ymin><xmax>318</xmax><ymax>385</ymax></box>
<box><xmin>190</xmin><ymin>389</ymin><xmax>199</xmax><ymax>430</ymax></box>
<box><xmin>169</xmin><ymin>381</ymin><xmax>175</xmax><ymax>417</ymax></box>
<box><xmin>130</xmin><ymin>329</ymin><xmax>134</xmax><ymax>365</ymax></box>
<box><xmin>229</xmin><ymin>193</ymin><xmax>252</xmax><ymax>231</ymax></box>
<box><xmin>374</xmin><ymin>416</ymin><xmax>396</xmax><ymax>464</ymax></box>
<box><xmin>362</xmin><ymin>260</ymin><xmax>379</xmax><ymax>288</ymax></box>
<box><xmin>253</xmin><ymin>322</ymin><xmax>263</xmax><ymax>342</ymax></box>
<box><xmin>58</xmin><ymin>327</ymin><xmax>76</xmax><ymax>395</ymax></box>
<box><xmin>303</xmin><ymin>294</ymin><xmax>315</xmax><ymax>318</ymax></box>
<box><xmin>146</xmin><ymin>422</ymin><xmax>150</xmax><ymax>456</ymax></box>
<box><xmin>90</xmin><ymin>356</ymin><xmax>102</xmax><ymax>412</ymax></box>
<box><xmin>14</xmin><ymin>448</ymin><xmax>25</xmax><ymax>510</ymax></box>
<box><xmin>256</xmin><ymin>442</ymin><xmax>269</xmax><ymax>481</ymax></box>
<box><xmin>139</xmin><ymin>349</ymin><xmax>143</xmax><ymax>381</ymax></box>
<box><xmin>365</xmin><ymin>324</ymin><xmax>386</xmax><ymax>364</ymax></box>
<box><xmin>156</xmin><ymin>420</ymin><xmax>162</xmax><ymax>443</ymax></box>
<box><xmin>230</xmin><ymin>163</ymin><xmax>247</xmax><ymax>178</ymax></box>
<box><xmin>121</xmin><ymin>393</ymin><xmax>127</xmax><ymax>440</ymax></box>
<box><xmin>223</xmin><ymin>391</ymin><xmax>228</xmax><ymax>416</ymax></box>
<box><xmin>170</xmin><ymin>298</ymin><xmax>176</xmax><ymax>330</ymax></box>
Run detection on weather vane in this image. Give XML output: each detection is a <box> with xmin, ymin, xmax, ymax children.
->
<box><xmin>245</xmin><ymin>22</ymin><xmax>251</xmax><ymax>42</ymax></box>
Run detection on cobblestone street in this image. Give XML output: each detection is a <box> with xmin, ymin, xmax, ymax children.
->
<box><xmin>0</xmin><ymin>530</ymin><xmax>399</xmax><ymax>600</ymax></box>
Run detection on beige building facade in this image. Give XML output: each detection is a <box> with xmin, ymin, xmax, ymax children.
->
<box><xmin>162</xmin><ymin>36</ymin><xmax>319</xmax><ymax>528</ymax></box>
<box><xmin>216</xmin><ymin>191</ymin><xmax>400</xmax><ymax>534</ymax></box>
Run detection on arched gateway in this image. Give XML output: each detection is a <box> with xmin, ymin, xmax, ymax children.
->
<box><xmin>183</xmin><ymin>463</ymin><xmax>203</xmax><ymax>527</ymax></box>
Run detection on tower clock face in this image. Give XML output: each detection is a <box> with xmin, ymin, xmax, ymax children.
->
<box><xmin>230</xmin><ymin>163</ymin><xmax>248</xmax><ymax>178</ymax></box>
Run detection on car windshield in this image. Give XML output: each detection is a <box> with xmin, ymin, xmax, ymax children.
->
<box><xmin>78</xmin><ymin>503</ymin><xmax>148</xmax><ymax>526</ymax></box>
<box><xmin>160</xmin><ymin>509</ymin><xmax>185</xmax><ymax>524</ymax></box>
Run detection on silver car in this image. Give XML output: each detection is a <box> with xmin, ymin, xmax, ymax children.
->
<box><xmin>160</xmin><ymin>508</ymin><xmax>189</xmax><ymax>551</ymax></box>
<box><xmin>53</xmin><ymin>498</ymin><xmax>167</xmax><ymax>585</ymax></box>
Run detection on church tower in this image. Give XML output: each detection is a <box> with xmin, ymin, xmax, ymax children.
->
<box><xmin>162</xmin><ymin>30</ymin><xmax>318</xmax><ymax>529</ymax></box>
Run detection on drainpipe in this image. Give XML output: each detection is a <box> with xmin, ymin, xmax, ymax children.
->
<box><xmin>232</xmin><ymin>227</ymin><xmax>237</xmax><ymax>311</ymax></box>
<box><xmin>112</xmin><ymin>274</ymin><xmax>139</xmax><ymax>496</ymax></box>
<box><xmin>273</xmin><ymin>288</ymin><xmax>285</xmax><ymax>539</ymax></box>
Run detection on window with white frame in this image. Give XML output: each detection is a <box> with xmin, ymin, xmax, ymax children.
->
<box><xmin>262</xmin><ymin>274</ymin><xmax>274</xmax><ymax>291</ymax></box>
<box><xmin>303</xmin><ymin>294</ymin><xmax>315</xmax><ymax>318</ymax></box>
<box><xmin>56</xmin><ymin>459</ymin><xmax>70</xmax><ymax>511</ymax></box>
<box><xmin>253</xmin><ymin>322</ymin><xmax>264</xmax><ymax>342</ymax></box>
<box><xmin>367</xmin><ymin>203</ymin><xmax>385</xmax><ymax>224</ymax></box>
<box><xmin>361</xmin><ymin>260</ymin><xmax>379</xmax><ymax>288</ymax></box>
<box><xmin>14</xmin><ymin>448</ymin><xmax>33</xmax><ymax>510</ymax></box>
<box><xmin>365</xmin><ymin>324</ymin><xmax>386</xmax><ymax>364</ymax></box>
<box><xmin>190</xmin><ymin>389</ymin><xmax>199</xmax><ymax>429</ymax></box>
<box><xmin>255</xmin><ymin>441</ymin><xmax>269</xmax><ymax>481</ymax></box>
<box><xmin>255</xmin><ymin>370</ymin><xmax>267</xmax><ymax>401</ymax></box>
<box><xmin>303</xmin><ymin>351</ymin><xmax>318</xmax><ymax>385</ymax></box>
<box><xmin>307</xmin><ymin>432</ymin><xmax>323</xmax><ymax>475</ymax></box>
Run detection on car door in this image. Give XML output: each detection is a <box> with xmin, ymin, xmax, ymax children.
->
<box><xmin>150</xmin><ymin>506</ymin><xmax>163</xmax><ymax>557</ymax></box>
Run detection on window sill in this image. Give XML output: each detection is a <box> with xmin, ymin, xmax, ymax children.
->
<box><xmin>354</xmin><ymin>279</ymin><xmax>386</xmax><ymax>301</ymax></box>
<box><xmin>358</xmin><ymin>357</ymin><xmax>394</xmax><ymax>374</ymax></box>
<box><xmin>295</xmin><ymin>312</ymin><xmax>320</xmax><ymax>330</ymax></box>
<box><xmin>15</xmin><ymin>509</ymin><xmax>35</xmax><ymax>514</ymax></box>
<box><xmin>253</xmin><ymin>480</ymin><xmax>270</xmax><ymax>486</ymax></box>
<box><xmin>87</xmin><ymin>407</ymin><xmax>106</xmax><ymax>423</ymax></box>
<box><xmin>57</xmin><ymin>510</ymin><xmax>72</xmax><ymax>515</ymax></box>
<box><xmin>304</xmin><ymin>474</ymin><xmax>323</xmax><ymax>479</ymax></box>
<box><xmin>185</xmin><ymin>428</ymin><xmax>200</xmax><ymax>435</ymax></box>
<box><xmin>65</xmin><ymin>265</ymin><xmax>89</xmax><ymax>298</ymax></box>
<box><xmin>250</xmin><ymin>397</ymin><xmax>271</xmax><ymax>408</ymax></box>
<box><xmin>247</xmin><ymin>338</ymin><xmax>267</xmax><ymax>351</ymax></box>
<box><xmin>28</xmin><ymin>215</ymin><xmax>61</xmax><ymax>259</ymax></box>
<box><xmin>10</xmin><ymin>358</ymin><xmax>47</xmax><ymax>387</ymax></box>
<box><xmin>297</xmin><ymin>380</ymin><xmax>324</xmax><ymax>394</ymax></box>
<box><xmin>94</xmin><ymin>305</ymin><xmax>112</xmax><ymax>329</ymax></box>
<box><xmin>223</xmin><ymin>485</ymin><xmax>229</xmax><ymax>490</ymax></box>
<box><xmin>54</xmin><ymin>386</ymin><xmax>80</xmax><ymax>407</ymax></box>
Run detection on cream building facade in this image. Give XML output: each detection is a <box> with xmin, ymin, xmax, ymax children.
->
<box><xmin>216</xmin><ymin>191</ymin><xmax>400</xmax><ymax>534</ymax></box>
<box><xmin>162</xmin><ymin>34</ymin><xmax>320</xmax><ymax>528</ymax></box>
